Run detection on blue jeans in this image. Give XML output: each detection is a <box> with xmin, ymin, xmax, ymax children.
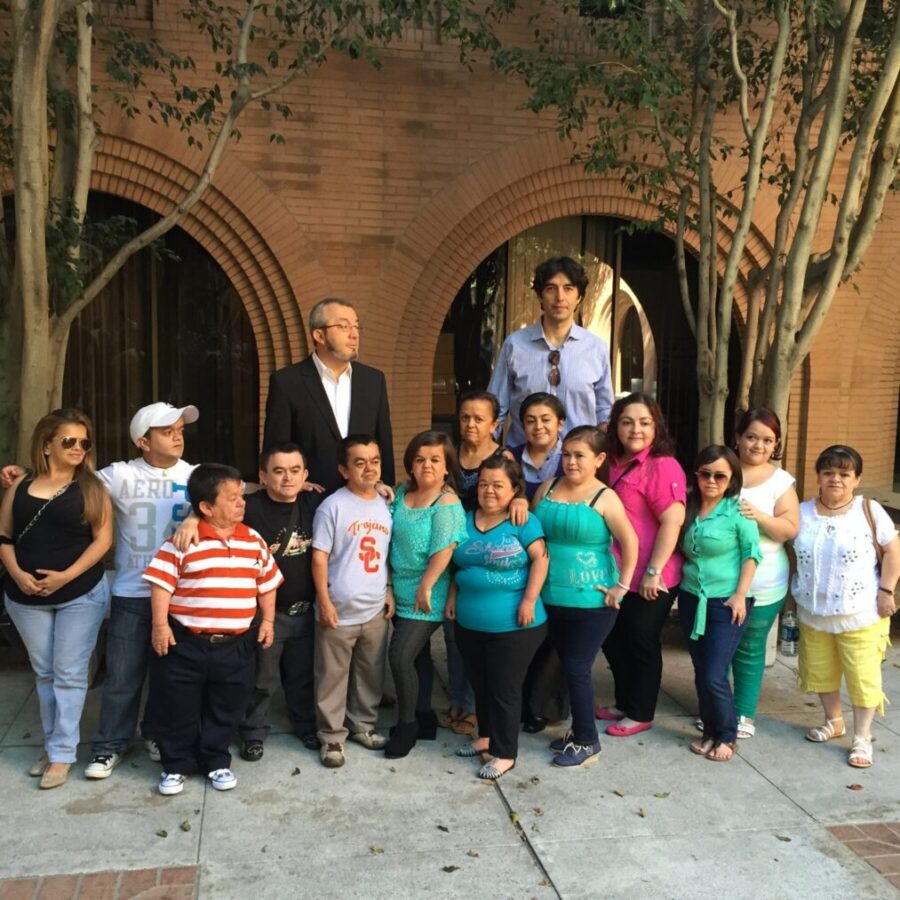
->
<box><xmin>92</xmin><ymin>595</ymin><xmax>154</xmax><ymax>754</ymax></box>
<box><xmin>547</xmin><ymin>605</ymin><xmax>618</xmax><ymax>744</ymax></box>
<box><xmin>442</xmin><ymin>618</ymin><xmax>474</xmax><ymax>711</ymax></box>
<box><xmin>679</xmin><ymin>591</ymin><xmax>754</xmax><ymax>743</ymax></box>
<box><xmin>6</xmin><ymin>579</ymin><xmax>110</xmax><ymax>762</ymax></box>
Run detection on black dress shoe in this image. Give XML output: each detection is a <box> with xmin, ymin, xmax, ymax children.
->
<box><xmin>300</xmin><ymin>733</ymin><xmax>321</xmax><ymax>751</ymax></box>
<box><xmin>240</xmin><ymin>739</ymin><xmax>264</xmax><ymax>761</ymax></box>
<box><xmin>522</xmin><ymin>716</ymin><xmax>548</xmax><ymax>734</ymax></box>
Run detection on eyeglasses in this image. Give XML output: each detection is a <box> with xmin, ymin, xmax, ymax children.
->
<box><xmin>548</xmin><ymin>350</ymin><xmax>561</xmax><ymax>387</ymax></box>
<box><xmin>57</xmin><ymin>437</ymin><xmax>93</xmax><ymax>451</ymax></box>
<box><xmin>322</xmin><ymin>322</ymin><xmax>363</xmax><ymax>334</ymax></box>
<box><xmin>695</xmin><ymin>469</ymin><xmax>729</xmax><ymax>483</ymax></box>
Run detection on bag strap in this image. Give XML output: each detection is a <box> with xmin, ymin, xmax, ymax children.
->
<box><xmin>862</xmin><ymin>498</ymin><xmax>885</xmax><ymax>568</ymax></box>
<box><xmin>609</xmin><ymin>459</ymin><xmax>639</xmax><ymax>491</ymax></box>
<box><xmin>15</xmin><ymin>480</ymin><xmax>73</xmax><ymax>546</ymax></box>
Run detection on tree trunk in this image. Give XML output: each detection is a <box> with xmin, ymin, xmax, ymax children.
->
<box><xmin>761</xmin><ymin>353</ymin><xmax>791</xmax><ymax>434</ymax></box>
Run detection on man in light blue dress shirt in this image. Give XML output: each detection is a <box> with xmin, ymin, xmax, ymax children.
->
<box><xmin>488</xmin><ymin>257</ymin><xmax>614</xmax><ymax>447</ymax></box>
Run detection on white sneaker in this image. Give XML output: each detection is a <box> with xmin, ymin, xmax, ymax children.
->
<box><xmin>159</xmin><ymin>773</ymin><xmax>185</xmax><ymax>796</ymax></box>
<box><xmin>145</xmin><ymin>739</ymin><xmax>161</xmax><ymax>762</ymax></box>
<box><xmin>85</xmin><ymin>753</ymin><xmax>122</xmax><ymax>779</ymax></box>
<box><xmin>208</xmin><ymin>768</ymin><xmax>237</xmax><ymax>791</ymax></box>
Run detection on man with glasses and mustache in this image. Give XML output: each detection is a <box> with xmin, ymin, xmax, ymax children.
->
<box><xmin>263</xmin><ymin>297</ymin><xmax>395</xmax><ymax>496</ymax></box>
<box><xmin>488</xmin><ymin>257</ymin><xmax>613</xmax><ymax>447</ymax></box>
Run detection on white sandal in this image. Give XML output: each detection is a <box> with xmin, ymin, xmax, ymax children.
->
<box><xmin>848</xmin><ymin>734</ymin><xmax>873</xmax><ymax>768</ymax></box>
<box><xmin>805</xmin><ymin>716</ymin><xmax>845</xmax><ymax>743</ymax></box>
<box><xmin>737</xmin><ymin>716</ymin><xmax>755</xmax><ymax>739</ymax></box>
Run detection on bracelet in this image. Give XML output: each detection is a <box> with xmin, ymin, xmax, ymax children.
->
<box><xmin>879</xmin><ymin>586</ymin><xmax>894</xmax><ymax>595</ymax></box>
<box><xmin>0</xmin><ymin>534</ymin><xmax>13</xmax><ymax>545</ymax></box>
<box><xmin>616</xmin><ymin>581</ymin><xmax>629</xmax><ymax>591</ymax></box>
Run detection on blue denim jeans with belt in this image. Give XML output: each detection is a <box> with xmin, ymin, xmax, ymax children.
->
<box><xmin>679</xmin><ymin>590</ymin><xmax>754</xmax><ymax>743</ymax></box>
<box><xmin>7</xmin><ymin>578</ymin><xmax>110</xmax><ymax>762</ymax></box>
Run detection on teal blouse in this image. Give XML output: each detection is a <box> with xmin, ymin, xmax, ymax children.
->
<box><xmin>533</xmin><ymin>489</ymin><xmax>619</xmax><ymax>609</ymax></box>
<box><xmin>389</xmin><ymin>483</ymin><xmax>468</xmax><ymax>622</ymax></box>
<box><xmin>680</xmin><ymin>495</ymin><xmax>762</xmax><ymax>639</ymax></box>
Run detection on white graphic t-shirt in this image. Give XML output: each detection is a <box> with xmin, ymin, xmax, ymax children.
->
<box><xmin>98</xmin><ymin>458</ymin><xmax>196</xmax><ymax>598</ymax></box>
<box><xmin>312</xmin><ymin>487</ymin><xmax>392</xmax><ymax>626</ymax></box>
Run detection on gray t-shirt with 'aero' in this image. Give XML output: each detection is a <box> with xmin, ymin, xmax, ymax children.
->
<box><xmin>312</xmin><ymin>487</ymin><xmax>393</xmax><ymax>626</ymax></box>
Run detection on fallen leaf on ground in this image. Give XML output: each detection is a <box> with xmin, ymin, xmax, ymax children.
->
<box><xmin>539</xmin><ymin>879</ymin><xmax>551</xmax><ymax>887</ymax></box>
<box><xmin>437</xmin><ymin>825</ymin><xmax>450</xmax><ymax>833</ymax></box>
<box><xmin>442</xmin><ymin>865</ymin><xmax>459</xmax><ymax>873</ymax></box>
<box><xmin>638</xmin><ymin>808</ymin><xmax>647</xmax><ymax>818</ymax></box>
<box><xmin>653</xmin><ymin>792</ymin><xmax>669</xmax><ymax>799</ymax></box>
<box><xmin>531</xmin><ymin>824</ymin><xmax>540</xmax><ymax>832</ymax></box>
<box><xmin>466</xmin><ymin>849</ymin><xmax>479</xmax><ymax>858</ymax></box>
<box><xmin>613</xmin><ymin>789</ymin><xmax>625</xmax><ymax>797</ymax></box>
<box><xmin>179</xmin><ymin>820</ymin><xmax>191</xmax><ymax>832</ymax></box>
<box><xmin>22</xmin><ymin>731</ymin><xmax>31</xmax><ymax>739</ymax></box>
<box><xmin>370</xmin><ymin>845</ymin><xmax>384</xmax><ymax>854</ymax></box>
<box><xmin>156</xmin><ymin>830</ymin><xmax>168</xmax><ymax>838</ymax></box>
<box><xmin>291</xmin><ymin>767</ymin><xmax>300</xmax><ymax>776</ymax></box>
<box><xmin>533</xmin><ymin>807</ymin><xmax>544</xmax><ymax>816</ymax></box>
<box><xmin>776</xmin><ymin>835</ymin><xmax>792</xmax><ymax>842</ymax></box>
<box><xmin>531</xmin><ymin>775</ymin><xmax>540</xmax><ymax>785</ymax></box>
<box><xmin>509</xmin><ymin>811</ymin><xmax>520</xmax><ymax>826</ymax></box>
<box><xmin>847</xmin><ymin>784</ymin><xmax>864</xmax><ymax>791</ymax></box>
<box><xmin>389</xmin><ymin>766</ymin><xmax>397</xmax><ymax>773</ymax></box>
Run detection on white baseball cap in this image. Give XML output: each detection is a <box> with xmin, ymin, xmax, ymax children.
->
<box><xmin>129</xmin><ymin>402</ymin><xmax>199</xmax><ymax>446</ymax></box>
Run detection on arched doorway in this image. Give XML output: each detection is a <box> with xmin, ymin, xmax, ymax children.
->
<box><xmin>64</xmin><ymin>193</ymin><xmax>260</xmax><ymax>476</ymax></box>
<box><xmin>432</xmin><ymin>215</ymin><xmax>741</xmax><ymax>466</ymax></box>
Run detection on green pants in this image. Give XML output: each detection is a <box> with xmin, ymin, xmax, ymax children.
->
<box><xmin>731</xmin><ymin>596</ymin><xmax>785</xmax><ymax>720</ymax></box>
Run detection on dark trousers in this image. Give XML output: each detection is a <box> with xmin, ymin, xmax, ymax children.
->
<box><xmin>241</xmin><ymin>608</ymin><xmax>315</xmax><ymax>742</ymax></box>
<box><xmin>147</xmin><ymin>623</ymin><xmax>257</xmax><ymax>774</ymax></box>
<box><xmin>92</xmin><ymin>595</ymin><xmax>154</xmax><ymax>754</ymax></box>
<box><xmin>522</xmin><ymin>634</ymin><xmax>570</xmax><ymax>723</ymax></box>
<box><xmin>388</xmin><ymin>616</ymin><xmax>440</xmax><ymax>723</ymax></box>
<box><xmin>602</xmin><ymin>588</ymin><xmax>677</xmax><ymax>723</ymax></box>
<box><xmin>455</xmin><ymin>621</ymin><xmax>546</xmax><ymax>759</ymax></box>
<box><xmin>678</xmin><ymin>591</ymin><xmax>754</xmax><ymax>743</ymax></box>
<box><xmin>547</xmin><ymin>605</ymin><xmax>618</xmax><ymax>744</ymax></box>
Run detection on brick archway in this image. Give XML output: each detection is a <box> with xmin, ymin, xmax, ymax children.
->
<box><xmin>380</xmin><ymin>131</ymin><xmax>773</xmax><ymax>454</ymax></box>
<box><xmin>90</xmin><ymin>127</ymin><xmax>329</xmax><ymax>429</ymax></box>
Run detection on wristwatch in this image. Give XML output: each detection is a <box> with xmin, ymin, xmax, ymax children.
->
<box><xmin>645</xmin><ymin>566</ymin><xmax>660</xmax><ymax>577</ymax></box>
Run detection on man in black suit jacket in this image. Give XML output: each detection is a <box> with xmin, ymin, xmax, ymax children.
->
<box><xmin>263</xmin><ymin>298</ymin><xmax>395</xmax><ymax>494</ymax></box>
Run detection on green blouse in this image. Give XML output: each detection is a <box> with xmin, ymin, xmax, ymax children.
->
<box><xmin>680</xmin><ymin>496</ymin><xmax>761</xmax><ymax>639</ymax></box>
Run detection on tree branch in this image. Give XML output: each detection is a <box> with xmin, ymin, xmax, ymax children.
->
<box><xmin>675</xmin><ymin>185</ymin><xmax>697</xmax><ymax>336</ymax></box>
<box><xmin>711</xmin><ymin>0</ymin><xmax>752</xmax><ymax>142</ymax></box>
<box><xmin>70</xmin><ymin>0</ymin><xmax>94</xmax><ymax>231</ymax></box>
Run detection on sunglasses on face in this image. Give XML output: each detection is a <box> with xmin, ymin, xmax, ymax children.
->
<box><xmin>695</xmin><ymin>469</ymin><xmax>729</xmax><ymax>483</ymax></box>
<box><xmin>56</xmin><ymin>437</ymin><xmax>93</xmax><ymax>451</ymax></box>
<box><xmin>548</xmin><ymin>349</ymin><xmax>561</xmax><ymax>387</ymax></box>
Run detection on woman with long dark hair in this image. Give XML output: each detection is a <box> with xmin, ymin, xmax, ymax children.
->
<box><xmin>679</xmin><ymin>446</ymin><xmax>760</xmax><ymax>763</ymax></box>
<box><xmin>597</xmin><ymin>393</ymin><xmax>686</xmax><ymax>737</ymax></box>
<box><xmin>0</xmin><ymin>409</ymin><xmax>112</xmax><ymax>789</ymax></box>
<box><xmin>731</xmin><ymin>409</ymin><xmax>799</xmax><ymax>739</ymax></box>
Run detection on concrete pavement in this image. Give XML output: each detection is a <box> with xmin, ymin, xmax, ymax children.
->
<box><xmin>1</xmin><ymin>623</ymin><xmax>899</xmax><ymax>899</ymax></box>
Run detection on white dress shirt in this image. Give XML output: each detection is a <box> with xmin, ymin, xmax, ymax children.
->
<box><xmin>312</xmin><ymin>351</ymin><xmax>352</xmax><ymax>438</ymax></box>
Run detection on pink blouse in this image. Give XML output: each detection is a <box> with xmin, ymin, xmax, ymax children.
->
<box><xmin>609</xmin><ymin>447</ymin><xmax>687</xmax><ymax>593</ymax></box>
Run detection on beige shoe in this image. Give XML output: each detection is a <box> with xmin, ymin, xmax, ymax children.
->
<box><xmin>39</xmin><ymin>763</ymin><xmax>71</xmax><ymax>790</ymax></box>
<box><xmin>29</xmin><ymin>752</ymin><xmax>49</xmax><ymax>777</ymax></box>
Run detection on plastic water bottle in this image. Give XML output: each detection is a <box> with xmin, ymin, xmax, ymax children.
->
<box><xmin>779</xmin><ymin>610</ymin><xmax>799</xmax><ymax>657</ymax></box>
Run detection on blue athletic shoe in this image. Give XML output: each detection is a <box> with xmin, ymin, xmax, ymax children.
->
<box><xmin>552</xmin><ymin>737</ymin><xmax>601</xmax><ymax>767</ymax></box>
<box><xmin>548</xmin><ymin>731</ymin><xmax>573</xmax><ymax>753</ymax></box>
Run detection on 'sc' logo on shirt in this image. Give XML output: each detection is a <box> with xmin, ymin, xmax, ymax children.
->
<box><xmin>358</xmin><ymin>536</ymin><xmax>381</xmax><ymax>573</ymax></box>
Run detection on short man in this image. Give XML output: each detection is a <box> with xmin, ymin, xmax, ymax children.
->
<box><xmin>2</xmin><ymin>401</ymin><xmax>201</xmax><ymax>779</ymax></box>
<box><xmin>488</xmin><ymin>256</ymin><xmax>614</xmax><ymax>447</ymax></box>
<box><xmin>311</xmin><ymin>435</ymin><xmax>394</xmax><ymax>768</ymax></box>
<box><xmin>144</xmin><ymin>464</ymin><xmax>283</xmax><ymax>796</ymax></box>
<box><xmin>239</xmin><ymin>443</ymin><xmax>319</xmax><ymax>760</ymax></box>
<box><xmin>263</xmin><ymin>297</ymin><xmax>395</xmax><ymax>494</ymax></box>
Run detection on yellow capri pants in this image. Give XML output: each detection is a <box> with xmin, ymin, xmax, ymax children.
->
<box><xmin>798</xmin><ymin>618</ymin><xmax>891</xmax><ymax>714</ymax></box>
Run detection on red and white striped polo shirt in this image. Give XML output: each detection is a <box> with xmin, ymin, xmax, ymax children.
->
<box><xmin>143</xmin><ymin>520</ymin><xmax>284</xmax><ymax>633</ymax></box>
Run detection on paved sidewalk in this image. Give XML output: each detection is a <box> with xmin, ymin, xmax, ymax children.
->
<box><xmin>1</xmin><ymin>625</ymin><xmax>899</xmax><ymax>900</ymax></box>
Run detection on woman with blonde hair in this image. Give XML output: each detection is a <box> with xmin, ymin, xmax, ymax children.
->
<box><xmin>0</xmin><ymin>409</ymin><xmax>112</xmax><ymax>789</ymax></box>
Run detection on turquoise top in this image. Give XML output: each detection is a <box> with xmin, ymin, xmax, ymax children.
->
<box><xmin>533</xmin><ymin>485</ymin><xmax>619</xmax><ymax>609</ymax></box>
<box><xmin>451</xmin><ymin>511</ymin><xmax>547</xmax><ymax>633</ymax></box>
<box><xmin>389</xmin><ymin>483</ymin><xmax>468</xmax><ymax>622</ymax></box>
<box><xmin>680</xmin><ymin>496</ymin><xmax>762</xmax><ymax>638</ymax></box>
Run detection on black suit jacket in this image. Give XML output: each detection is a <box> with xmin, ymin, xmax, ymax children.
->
<box><xmin>263</xmin><ymin>355</ymin><xmax>395</xmax><ymax>494</ymax></box>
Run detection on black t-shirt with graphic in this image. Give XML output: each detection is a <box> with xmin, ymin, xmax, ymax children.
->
<box><xmin>243</xmin><ymin>490</ymin><xmax>315</xmax><ymax>611</ymax></box>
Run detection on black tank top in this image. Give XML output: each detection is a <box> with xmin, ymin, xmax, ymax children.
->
<box><xmin>6</xmin><ymin>478</ymin><xmax>104</xmax><ymax>605</ymax></box>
